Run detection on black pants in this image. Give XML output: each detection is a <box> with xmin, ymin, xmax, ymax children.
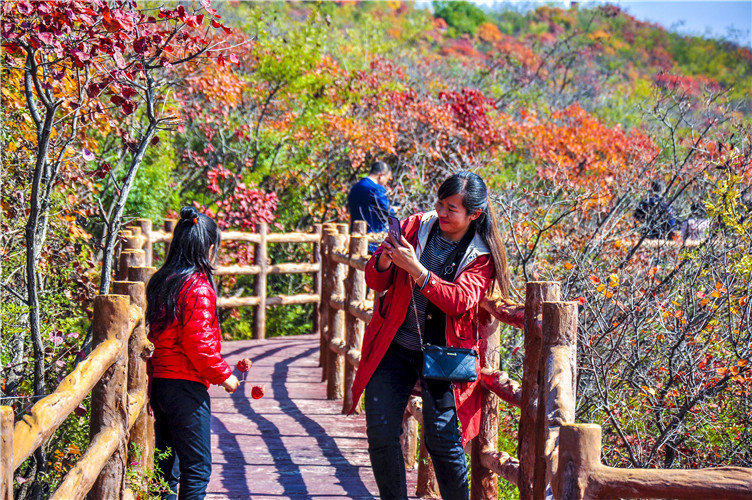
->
<box><xmin>151</xmin><ymin>378</ymin><xmax>212</xmax><ymax>500</ymax></box>
<box><xmin>364</xmin><ymin>342</ymin><xmax>469</xmax><ymax>500</ymax></box>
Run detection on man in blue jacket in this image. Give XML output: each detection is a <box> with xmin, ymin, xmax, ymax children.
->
<box><xmin>348</xmin><ymin>161</ymin><xmax>397</xmax><ymax>252</ymax></box>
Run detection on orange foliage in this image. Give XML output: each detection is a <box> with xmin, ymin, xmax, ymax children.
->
<box><xmin>510</xmin><ymin>104</ymin><xmax>659</xmax><ymax>206</ymax></box>
<box><xmin>476</xmin><ymin>22</ymin><xmax>502</xmax><ymax>44</ymax></box>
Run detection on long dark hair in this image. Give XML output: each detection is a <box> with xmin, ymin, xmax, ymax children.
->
<box><xmin>146</xmin><ymin>206</ymin><xmax>221</xmax><ymax>333</ymax></box>
<box><xmin>437</xmin><ymin>171</ymin><xmax>510</xmax><ymax>298</ymax></box>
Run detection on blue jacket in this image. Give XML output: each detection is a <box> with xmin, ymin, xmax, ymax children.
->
<box><xmin>348</xmin><ymin>177</ymin><xmax>394</xmax><ymax>233</ymax></box>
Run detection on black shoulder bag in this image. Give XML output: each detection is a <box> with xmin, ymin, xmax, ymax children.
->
<box><xmin>413</xmin><ymin>223</ymin><xmax>479</xmax><ymax>383</ymax></box>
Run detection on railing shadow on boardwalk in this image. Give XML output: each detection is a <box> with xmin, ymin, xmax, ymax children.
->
<box><xmin>208</xmin><ymin>337</ymin><xmax>395</xmax><ymax>499</ymax></box>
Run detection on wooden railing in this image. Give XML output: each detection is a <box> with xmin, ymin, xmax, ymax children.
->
<box><xmin>0</xmin><ymin>222</ymin><xmax>156</xmax><ymax>500</ymax></box>
<box><xmin>3</xmin><ymin>217</ymin><xmax>749</xmax><ymax>500</ymax></box>
<box><xmin>148</xmin><ymin>220</ymin><xmax>322</xmax><ymax>340</ymax></box>
<box><xmin>318</xmin><ymin>221</ymin><xmax>752</xmax><ymax>500</ymax></box>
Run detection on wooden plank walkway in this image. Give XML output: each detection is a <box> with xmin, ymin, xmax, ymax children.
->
<box><xmin>207</xmin><ymin>334</ymin><xmax>420</xmax><ymax>499</ymax></box>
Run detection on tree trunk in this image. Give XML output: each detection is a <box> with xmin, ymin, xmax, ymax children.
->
<box><xmin>99</xmin><ymin>122</ymin><xmax>158</xmax><ymax>294</ymax></box>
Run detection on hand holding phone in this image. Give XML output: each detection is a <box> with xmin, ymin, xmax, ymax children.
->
<box><xmin>387</xmin><ymin>216</ymin><xmax>401</xmax><ymax>242</ymax></box>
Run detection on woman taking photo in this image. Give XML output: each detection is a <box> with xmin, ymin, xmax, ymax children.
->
<box><xmin>349</xmin><ymin>171</ymin><xmax>511</xmax><ymax>500</ymax></box>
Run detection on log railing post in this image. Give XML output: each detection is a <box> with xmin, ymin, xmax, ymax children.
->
<box><xmin>254</xmin><ymin>222</ymin><xmax>268</xmax><ymax>340</ymax></box>
<box><xmin>88</xmin><ymin>294</ymin><xmax>131</xmax><ymax>499</ymax></box>
<box><xmin>320</xmin><ymin>224</ymin><xmax>335</xmax><ymax>381</ymax></box>
<box><xmin>519</xmin><ymin>282</ymin><xmax>561</xmax><ymax>499</ymax></box>
<box><xmin>311</xmin><ymin>224</ymin><xmax>322</xmax><ymax>352</ymax></box>
<box><xmin>112</xmin><ymin>278</ymin><xmax>152</xmax><ymax>480</ymax></box>
<box><xmin>471</xmin><ymin>308</ymin><xmax>501</xmax><ymax>499</ymax></box>
<box><xmin>401</xmin><ymin>408</ymin><xmax>419</xmax><ymax>472</ymax></box>
<box><xmin>118</xmin><ymin>249</ymin><xmax>145</xmax><ymax>281</ymax></box>
<box><xmin>127</xmin><ymin>266</ymin><xmax>157</xmax><ymax>471</ymax></box>
<box><xmin>342</xmin><ymin>221</ymin><xmax>367</xmax><ymax>414</ymax></box>
<box><xmin>556</xmin><ymin>424</ymin><xmax>602</xmax><ymax>500</ymax></box>
<box><xmin>163</xmin><ymin>219</ymin><xmax>176</xmax><ymax>258</ymax></box>
<box><xmin>534</xmin><ymin>301</ymin><xmax>578</xmax><ymax>499</ymax></box>
<box><xmin>0</xmin><ymin>406</ymin><xmax>13</xmax><ymax>500</ymax></box>
<box><xmin>326</xmin><ymin>224</ymin><xmax>348</xmax><ymax>400</ymax></box>
<box><xmin>416</xmin><ymin>424</ymin><xmax>441</xmax><ymax>498</ymax></box>
<box><xmin>135</xmin><ymin>219</ymin><xmax>153</xmax><ymax>266</ymax></box>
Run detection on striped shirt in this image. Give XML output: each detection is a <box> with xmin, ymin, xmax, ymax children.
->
<box><xmin>393</xmin><ymin>232</ymin><xmax>460</xmax><ymax>351</ymax></box>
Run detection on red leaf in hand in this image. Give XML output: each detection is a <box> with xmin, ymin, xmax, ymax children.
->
<box><xmin>237</xmin><ymin>358</ymin><xmax>253</xmax><ymax>373</ymax></box>
<box><xmin>251</xmin><ymin>385</ymin><xmax>265</xmax><ymax>399</ymax></box>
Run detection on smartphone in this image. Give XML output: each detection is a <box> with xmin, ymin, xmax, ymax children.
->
<box><xmin>387</xmin><ymin>215</ymin><xmax>401</xmax><ymax>241</ymax></box>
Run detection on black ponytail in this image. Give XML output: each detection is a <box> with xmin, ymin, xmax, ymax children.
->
<box><xmin>437</xmin><ymin>171</ymin><xmax>510</xmax><ymax>298</ymax></box>
<box><xmin>145</xmin><ymin>207</ymin><xmax>221</xmax><ymax>333</ymax></box>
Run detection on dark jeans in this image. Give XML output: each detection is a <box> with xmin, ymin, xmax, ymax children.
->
<box><xmin>364</xmin><ymin>342</ymin><xmax>469</xmax><ymax>500</ymax></box>
<box><xmin>151</xmin><ymin>378</ymin><xmax>212</xmax><ymax>500</ymax></box>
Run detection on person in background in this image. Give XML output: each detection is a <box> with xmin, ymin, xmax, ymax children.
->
<box><xmin>349</xmin><ymin>171</ymin><xmax>511</xmax><ymax>500</ymax></box>
<box><xmin>348</xmin><ymin>160</ymin><xmax>398</xmax><ymax>253</ymax></box>
<box><xmin>634</xmin><ymin>180</ymin><xmax>677</xmax><ymax>239</ymax></box>
<box><xmin>680</xmin><ymin>201</ymin><xmax>710</xmax><ymax>242</ymax></box>
<box><xmin>146</xmin><ymin>207</ymin><xmax>240</xmax><ymax>500</ymax></box>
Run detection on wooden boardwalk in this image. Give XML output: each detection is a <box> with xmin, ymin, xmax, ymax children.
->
<box><xmin>207</xmin><ymin>334</ymin><xmax>420</xmax><ymax>499</ymax></box>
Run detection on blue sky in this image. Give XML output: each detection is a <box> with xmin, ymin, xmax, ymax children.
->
<box><xmin>475</xmin><ymin>1</ymin><xmax>752</xmax><ymax>47</ymax></box>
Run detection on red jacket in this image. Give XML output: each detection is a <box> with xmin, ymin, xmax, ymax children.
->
<box><xmin>148</xmin><ymin>273</ymin><xmax>232</xmax><ymax>388</ymax></box>
<box><xmin>349</xmin><ymin>212</ymin><xmax>495</xmax><ymax>446</ymax></box>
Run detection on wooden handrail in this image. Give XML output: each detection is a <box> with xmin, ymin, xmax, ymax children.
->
<box><xmin>149</xmin><ymin>229</ymin><xmax>321</xmax><ymax>244</ymax></box>
<box><xmin>6</xmin><ymin>217</ymin><xmax>745</xmax><ymax>500</ymax></box>
<box><xmin>557</xmin><ymin>424</ymin><xmax>752</xmax><ymax>500</ymax></box>
<box><xmin>51</xmin><ymin>391</ymin><xmax>146</xmax><ymax>500</ymax></box>
<box><xmin>12</xmin><ymin>323</ymin><xmax>125</xmax><ymax>469</ymax></box>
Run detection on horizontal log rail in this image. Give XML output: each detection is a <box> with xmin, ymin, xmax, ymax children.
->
<box><xmin>11</xmin><ymin>302</ymin><xmax>142</xmax><ymax>469</ymax></box>
<box><xmin>150</xmin><ymin>229</ymin><xmax>320</xmax><ymax>244</ymax></box>
<box><xmin>217</xmin><ymin>293</ymin><xmax>320</xmax><ymax>308</ymax></box>
<box><xmin>150</xmin><ymin>221</ymin><xmax>323</xmax><ymax>339</ymax></box>
<box><xmin>480</xmin><ymin>368</ymin><xmax>522</xmax><ymax>407</ymax></box>
<box><xmin>329</xmin><ymin>250</ymin><xmax>368</xmax><ymax>271</ymax></box>
<box><xmin>215</xmin><ymin>262</ymin><xmax>320</xmax><ymax>276</ymax></box>
<box><xmin>51</xmin><ymin>390</ymin><xmax>146</xmax><ymax>500</ymax></box>
<box><xmin>557</xmin><ymin>424</ymin><xmax>752</xmax><ymax>500</ymax></box>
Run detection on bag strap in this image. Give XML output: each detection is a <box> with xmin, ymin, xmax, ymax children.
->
<box><xmin>413</xmin><ymin>222</ymin><xmax>476</xmax><ymax>349</ymax></box>
<box><xmin>425</xmin><ymin>221</ymin><xmax>475</xmax><ymax>281</ymax></box>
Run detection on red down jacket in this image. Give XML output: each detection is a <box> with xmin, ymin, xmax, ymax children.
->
<box><xmin>349</xmin><ymin>212</ymin><xmax>495</xmax><ymax>447</ymax></box>
<box><xmin>148</xmin><ymin>272</ymin><xmax>232</xmax><ymax>388</ymax></box>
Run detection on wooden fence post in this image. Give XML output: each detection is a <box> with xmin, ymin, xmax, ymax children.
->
<box><xmin>401</xmin><ymin>408</ymin><xmax>419</xmax><ymax>472</ymax></box>
<box><xmin>88</xmin><ymin>294</ymin><xmax>131</xmax><ymax>500</ymax></box>
<box><xmin>519</xmin><ymin>282</ymin><xmax>561</xmax><ymax>499</ymax></box>
<box><xmin>471</xmin><ymin>308</ymin><xmax>501</xmax><ymax>500</ymax></box>
<box><xmin>135</xmin><ymin>219</ymin><xmax>153</xmax><ymax>266</ymax></box>
<box><xmin>0</xmin><ymin>406</ymin><xmax>13</xmax><ymax>500</ymax></box>
<box><xmin>416</xmin><ymin>424</ymin><xmax>441</xmax><ymax>498</ymax></box>
<box><xmin>253</xmin><ymin>222</ymin><xmax>268</xmax><ymax>340</ymax></box>
<box><xmin>320</xmin><ymin>224</ymin><xmax>335</xmax><ymax>381</ymax></box>
<box><xmin>128</xmin><ymin>266</ymin><xmax>157</xmax><ymax>471</ymax></box>
<box><xmin>311</xmin><ymin>224</ymin><xmax>322</xmax><ymax>359</ymax></box>
<box><xmin>326</xmin><ymin>224</ymin><xmax>348</xmax><ymax>400</ymax></box>
<box><xmin>556</xmin><ymin>424</ymin><xmax>602</xmax><ymax>500</ymax></box>
<box><xmin>112</xmin><ymin>279</ymin><xmax>151</xmax><ymax>480</ymax></box>
<box><xmin>163</xmin><ymin>219</ymin><xmax>176</xmax><ymax>257</ymax></box>
<box><xmin>342</xmin><ymin>221</ymin><xmax>367</xmax><ymax>414</ymax></box>
<box><xmin>534</xmin><ymin>301</ymin><xmax>578</xmax><ymax>499</ymax></box>
<box><xmin>118</xmin><ymin>249</ymin><xmax>145</xmax><ymax>281</ymax></box>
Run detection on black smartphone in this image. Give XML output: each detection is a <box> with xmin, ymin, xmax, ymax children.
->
<box><xmin>387</xmin><ymin>215</ymin><xmax>401</xmax><ymax>241</ymax></box>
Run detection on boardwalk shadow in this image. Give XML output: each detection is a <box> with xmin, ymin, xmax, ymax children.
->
<box><xmin>218</xmin><ymin>342</ymin><xmax>373</xmax><ymax>498</ymax></box>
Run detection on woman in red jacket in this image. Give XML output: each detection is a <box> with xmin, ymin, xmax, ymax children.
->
<box><xmin>350</xmin><ymin>171</ymin><xmax>510</xmax><ymax>500</ymax></box>
<box><xmin>146</xmin><ymin>207</ymin><xmax>240</xmax><ymax>500</ymax></box>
